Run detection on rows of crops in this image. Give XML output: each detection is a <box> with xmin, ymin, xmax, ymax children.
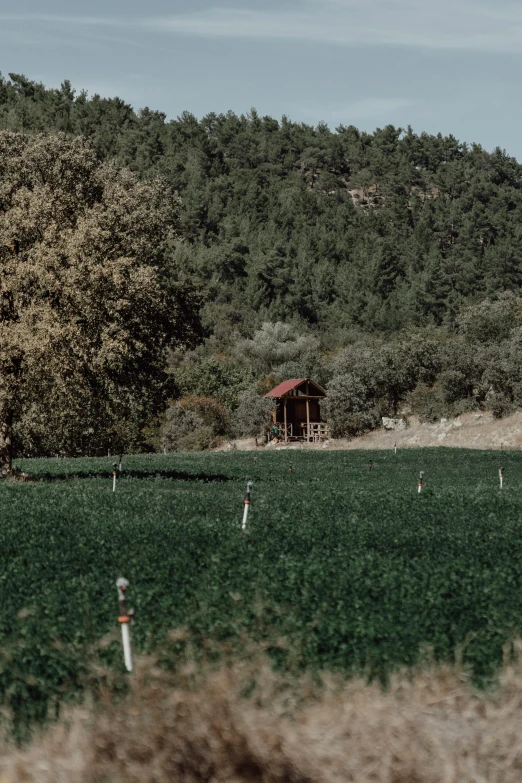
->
<box><xmin>2</xmin><ymin>447</ymin><xmax>522</xmax><ymax>734</ymax></box>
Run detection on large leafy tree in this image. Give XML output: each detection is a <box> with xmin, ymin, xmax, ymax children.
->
<box><xmin>0</xmin><ymin>131</ymin><xmax>198</xmax><ymax>470</ymax></box>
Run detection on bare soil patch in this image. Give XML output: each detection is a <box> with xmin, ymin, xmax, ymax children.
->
<box><xmin>218</xmin><ymin>411</ymin><xmax>522</xmax><ymax>452</ymax></box>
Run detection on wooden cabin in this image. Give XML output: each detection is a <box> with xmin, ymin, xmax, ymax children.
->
<box><xmin>264</xmin><ymin>379</ymin><xmax>329</xmax><ymax>442</ymax></box>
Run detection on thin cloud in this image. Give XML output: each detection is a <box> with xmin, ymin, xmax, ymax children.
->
<box><xmin>0</xmin><ymin>14</ymin><xmax>122</xmax><ymax>26</ymax></box>
<box><xmin>337</xmin><ymin>98</ymin><xmax>413</xmax><ymax>121</ymax></box>
<box><xmin>297</xmin><ymin>97</ymin><xmax>414</xmax><ymax>124</ymax></box>
<box><xmin>144</xmin><ymin>0</ymin><xmax>522</xmax><ymax>54</ymax></box>
<box><xmin>3</xmin><ymin>1</ymin><xmax>522</xmax><ymax>54</ymax></box>
<box><xmin>0</xmin><ymin>14</ymin><xmax>148</xmax><ymax>51</ymax></box>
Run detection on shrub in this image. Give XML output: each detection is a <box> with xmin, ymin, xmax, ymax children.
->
<box><xmin>161</xmin><ymin>408</ymin><xmax>204</xmax><ymax>452</ymax></box>
<box><xmin>322</xmin><ymin>373</ymin><xmax>382</xmax><ymax>437</ymax></box>
<box><xmin>178</xmin><ymin>425</ymin><xmax>215</xmax><ymax>452</ymax></box>
<box><xmin>179</xmin><ymin>396</ymin><xmax>230</xmax><ymax>436</ymax></box>
<box><xmin>457</xmin><ymin>292</ymin><xmax>519</xmax><ymax>344</ymax></box>
<box><xmin>234</xmin><ymin>387</ymin><xmax>276</xmax><ymax>439</ymax></box>
<box><xmin>438</xmin><ymin>370</ymin><xmax>471</xmax><ymax>405</ymax></box>
<box><xmin>235</xmin><ymin>322</ymin><xmax>320</xmax><ymax>376</ymax></box>
<box><xmin>256</xmin><ymin>374</ymin><xmax>283</xmax><ymax>396</ymax></box>
<box><xmin>407</xmin><ymin>383</ymin><xmax>446</xmax><ymax>423</ymax></box>
<box><xmin>160</xmin><ymin>396</ymin><xmax>231</xmax><ymax>452</ymax></box>
<box><xmin>489</xmin><ymin>393</ymin><xmax>513</xmax><ymax>419</ymax></box>
<box><xmin>173</xmin><ymin>357</ymin><xmax>253</xmax><ymax>410</ymax></box>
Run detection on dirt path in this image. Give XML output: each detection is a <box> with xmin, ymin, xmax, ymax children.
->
<box><xmin>219</xmin><ymin>411</ymin><xmax>522</xmax><ymax>452</ymax></box>
<box><xmin>337</xmin><ymin>411</ymin><xmax>522</xmax><ymax>451</ymax></box>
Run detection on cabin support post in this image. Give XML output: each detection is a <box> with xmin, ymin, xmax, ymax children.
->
<box><xmin>284</xmin><ymin>398</ymin><xmax>288</xmax><ymax>443</ymax></box>
<box><xmin>305</xmin><ymin>381</ymin><xmax>311</xmax><ymax>442</ymax></box>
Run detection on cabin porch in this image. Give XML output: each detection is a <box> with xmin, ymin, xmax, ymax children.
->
<box><xmin>264</xmin><ymin>378</ymin><xmax>329</xmax><ymax>443</ymax></box>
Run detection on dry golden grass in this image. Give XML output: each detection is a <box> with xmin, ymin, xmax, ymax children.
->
<box><xmin>4</xmin><ymin>652</ymin><xmax>522</xmax><ymax>782</ymax></box>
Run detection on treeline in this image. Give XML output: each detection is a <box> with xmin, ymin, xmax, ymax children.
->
<box><xmin>3</xmin><ymin>72</ymin><xmax>522</xmax><ymax>336</ymax></box>
<box><xmin>2</xmin><ymin>72</ymin><xmax>522</xmax><ymax>447</ymax></box>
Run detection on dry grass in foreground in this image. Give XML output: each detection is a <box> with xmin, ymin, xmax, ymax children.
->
<box><xmin>3</xmin><ymin>653</ymin><xmax>522</xmax><ymax>782</ymax></box>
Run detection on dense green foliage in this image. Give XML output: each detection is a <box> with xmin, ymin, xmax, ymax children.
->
<box><xmin>3</xmin><ymin>72</ymin><xmax>522</xmax><ymax>446</ymax></box>
<box><xmin>2</xmin><ymin>72</ymin><xmax>522</xmax><ymax>338</ymax></box>
<box><xmin>322</xmin><ymin>294</ymin><xmax>522</xmax><ymax>433</ymax></box>
<box><xmin>2</xmin><ymin>448</ymin><xmax>522</xmax><ymax>735</ymax></box>
<box><xmin>0</xmin><ymin>129</ymin><xmax>202</xmax><ymax>470</ymax></box>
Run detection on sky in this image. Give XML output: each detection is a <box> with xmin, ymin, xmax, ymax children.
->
<box><xmin>1</xmin><ymin>0</ymin><xmax>522</xmax><ymax>157</ymax></box>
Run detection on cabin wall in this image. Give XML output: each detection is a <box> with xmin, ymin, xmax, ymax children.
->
<box><xmin>275</xmin><ymin>398</ymin><xmax>322</xmax><ymax>436</ymax></box>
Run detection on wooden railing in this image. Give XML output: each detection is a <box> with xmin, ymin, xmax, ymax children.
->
<box><xmin>300</xmin><ymin>422</ymin><xmax>330</xmax><ymax>442</ymax></box>
<box><xmin>273</xmin><ymin>422</ymin><xmax>330</xmax><ymax>442</ymax></box>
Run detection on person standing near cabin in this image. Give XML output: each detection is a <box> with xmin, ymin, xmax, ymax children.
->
<box><xmin>271</xmin><ymin>423</ymin><xmax>280</xmax><ymax>443</ymax></box>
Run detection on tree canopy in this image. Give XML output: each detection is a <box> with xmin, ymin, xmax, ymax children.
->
<box><xmin>0</xmin><ymin>130</ymin><xmax>198</xmax><ymax>469</ymax></box>
<box><xmin>3</xmin><ymin>73</ymin><xmax>522</xmax><ymax>448</ymax></box>
<box><xmin>2</xmin><ymin>73</ymin><xmax>522</xmax><ymax>343</ymax></box>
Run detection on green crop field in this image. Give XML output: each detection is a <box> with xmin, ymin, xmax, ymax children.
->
<box><xmin>1</xmin><ymin>447</ymin><xmax>522</xmax><ymax>735</ymax></box>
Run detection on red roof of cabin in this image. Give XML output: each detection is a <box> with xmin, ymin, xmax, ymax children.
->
<box><xmin>264</xmin><ymin>379</ymin><xmax>307</xmax><ymax>398</ymax></box>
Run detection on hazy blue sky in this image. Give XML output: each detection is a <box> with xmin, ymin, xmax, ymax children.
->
<box><xmin>1</xmin><ymin>0</ymin><xmax>522</xmax><ymax>156</ymax></box>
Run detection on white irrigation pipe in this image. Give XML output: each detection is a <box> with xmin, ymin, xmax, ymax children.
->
<box><xmin>499</xmin><ymin>466</ymin><xmax>504</xmax><ymax>490</ymax></box>
<box><xmin>242</xmin><ymin>481</ymin><xmax>253</xmax><ymax>530</ymax></box>
<box><xmin>394</xmin><ymin>441</ymin><xmax>397</xmax><ymax>455</ymax></box>
<box><xmin>418</xmin><ymin>471</ymin><xmax>424</xmax><ymax>494</ymax></box>
<box><xmin>112</xmin><ymin>465</ymin><xmax>117</xmax><ymax>492</ymax></box>
<box><xmin>116</xmin><ymin>577</ymin><xmax>134</xmax><ymax>672</ymax></box>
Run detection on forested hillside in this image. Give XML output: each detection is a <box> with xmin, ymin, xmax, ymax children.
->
<box><xmin>3</xmin><ymin>71</ymin><xmax>522</xmax><ymax>336</ymax></box>
<box><xmin>2</xmin><ymin>72</ymin><xmax>522</xmax><ymax>450</ymax></box>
